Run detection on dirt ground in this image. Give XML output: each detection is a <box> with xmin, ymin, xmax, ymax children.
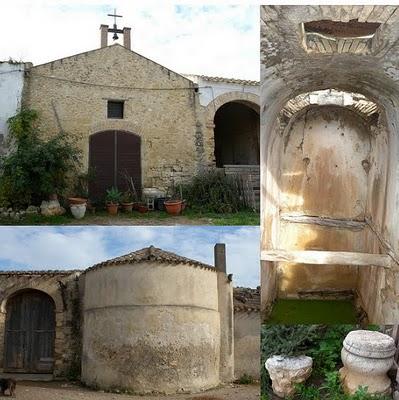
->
<box><xmin>66</xmin><ymin>215</ymin><xmax>213</xmax><ymax>226</ymax></box>
<box><xmin>12</xmin><ymin>381</ymin><xmax>259</xmax><ymax>400</ymax></box>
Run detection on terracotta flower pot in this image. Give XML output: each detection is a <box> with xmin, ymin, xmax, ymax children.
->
<box><xmin>132</xmin><ymin>202</ymin><xmax>140</xmax><ymax>211</ymax></box>
<box><xmin>138</xmin><ymin>204</ymin><xmax>148</xmax><ymax>213</ymax></box>
<box><xmin>121</xmin><ymin>202</ymin><xmax>133</xmax><ymax>212</ymax></box>
<box><xmin>68</xmin><ymin>197</ymin><xmax>87</xmax><ymax>205</ymax></box>
<box><xmin>164</xmin><ymin>200</ymin><xmax>183</xmax><ymax>216</ymax></box>
<box><xmin>106</xmin><ymin>203</ymin><xmax>119</xmax><ymax>215</ymax></box>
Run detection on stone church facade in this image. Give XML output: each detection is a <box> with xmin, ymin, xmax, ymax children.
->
<box><xmin>18</xmin><ymin>27</ymin><xmax>259</xmax><ymax>201</ymax></box>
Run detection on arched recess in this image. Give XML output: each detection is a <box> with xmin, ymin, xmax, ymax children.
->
<box><xmin>204</xmin><ymin>92</ymin><xmax>260</xmax><ymax>167</ymax></box>
<box><xmin>88</xmin><ymin>130</ymin><xmax>142</xmax><ymax>201</ymax></box>
<box><xmin>214</xmin><ymin>101</ymin><xmax>260</xmax><ymax>167</ymax></box>
<box><xmin>4</xmin><ymin>290</ymin><xmax>56</xmax><ymax>373</ymax></box>
<box><xmin>260</xmin><ymin>69</ymin><xmax>398</xmax><ymax>322</ymax></box>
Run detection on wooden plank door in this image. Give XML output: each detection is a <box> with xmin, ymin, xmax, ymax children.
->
<box><xmin>4</xmin><ymin>291</ymin><xmax>55</xmax><ymax>373</ymax></box>
<box><xmin>89</xmin><ymin>130</ymin><xmax>141</xmax><ymax>201</ymax></box>
<box><xmin>116</xmin><ymin>131</ymin><xmax>142</xmax><ymax>197</ymax></box>
<box><xmin>88</xmin><ymin>130</ymin><xmax>116</xmax><ymax>202</ymax></box>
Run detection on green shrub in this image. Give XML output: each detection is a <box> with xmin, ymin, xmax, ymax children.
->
<box><xmin>308</xmin><ymin>325</ymin><xmax>355</xmax><ymax>377</ymax></box>
<box><xmin>236</xmin><ymin>373</ymin><xmax>254</xmax><ymax>384</ymax></box>
<box><xmin>0</xmin><ymin>109</ymin><xmax>81</xmax><ymax>208</ymax></box>
<box><xmin>105</xmin><ymin>187</ymin><xmax>122</xmax><ymax>204</ymax></box>
<box><xmin>181</xmin><ymin>169</ymin><xmax>250</xmax><ymax>213</ymax></box>
<box><xmin>261</xmin><ymin>325</ymin><xmax>388</xmax><ymax>400</ymax></box>
<box><xmin>293</xmin><ymin>372</ymin><xmax>392</xmax><ymax>400</ymax></box>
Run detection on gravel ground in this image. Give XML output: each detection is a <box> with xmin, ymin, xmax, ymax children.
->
<box><xmin>12</xmin><ymin>382</ymin><xmax>259</xmax><ymax>400</ymax></box>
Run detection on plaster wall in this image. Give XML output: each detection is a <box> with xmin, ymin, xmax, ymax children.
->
<box><xmin>217</xmin><ymin>271</ymin><xmax>234</xmax><ymax>383</ymax></box>
<box><xmin>276</xmin><ymin>106</ymin><xmax>381</xmax><ymax>296</ymax></box>
<box><xmin>183</xmin><ymin>75</ymin><xmax>259</xmax><ymax>107</ymax></box>
<box><xmin>0</xmin><ymin>62</ymin><xmax>28</xmax><ymax>153</ymax></box>
<box><xmin>82</xmin><ymin>262</ymin><xmax>221</xmax><ymax>393</ymax></box>
<box><xmin>234</xmin><ymin>311</ymin><xmax>260</xmax><ymax>379</ymax></box>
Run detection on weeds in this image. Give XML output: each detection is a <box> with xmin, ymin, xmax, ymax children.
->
<box><xmin>181</xmin><ymin>169</ymin><xmax>251</xmax><ymax>213</ymax></box>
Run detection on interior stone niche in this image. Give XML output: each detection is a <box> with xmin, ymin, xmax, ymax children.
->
<box><xmin>260</xmin><ymin>5</ymin><xmax>399</xmax><ymax>324</ymax></box>
<box><xmin>261</xmin><ymin>101</ymin><xmax>392</xmax><ymax>321</ymax></box>
<box><xmin>279</xmin><ymin>105</ymin><xmax>386</xmax><ymax>295</ymax></box>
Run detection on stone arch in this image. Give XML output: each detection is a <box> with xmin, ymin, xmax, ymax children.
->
<box><xmin>3</xmin><ymin>289</ymin><xmax>56</xmax><ymax>373</ymax></box>
<box><xmin>0</xmin><ymin>286</ymin><xmax>63</xmax><ymax>315</ymax></box>
<box><xmin>205</xmin><ymin>91</ymin><xmax>260</xmax><ymax>123</ymax></box>
<box><xmin>204</xmin><ymin>92</ymin><xmax>260</xmax><ymax>167</ymax></box>
<box><xmin>260</xmin><ymin>8</ymin><xmax>399</xmax><ymax>322</ymax></box>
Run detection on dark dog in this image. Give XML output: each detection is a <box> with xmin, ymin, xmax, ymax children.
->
<box><xmin>0</xmin><ymin>379</ymin><xmax>16</xmax><ymax>397</ymax></box>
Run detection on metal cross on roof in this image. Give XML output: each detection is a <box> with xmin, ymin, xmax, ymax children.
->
<box><xmin>107</xmin><ymin>8</ymin><xmax>123</xmax><ymax>40</ymax></box>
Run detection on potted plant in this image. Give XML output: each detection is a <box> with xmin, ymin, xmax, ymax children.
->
<box><xmin>105</xmin><ymin>187</ymin><xmax>122</xmax><ymax>215</ymax></box>
<box><xmin>121</xmin><ymin>171</ymin><xmax>140</xmax><ymax>210</ymax></box>
<box><xmin>138</xmin><ymin>202</ymin><xmax>148</xmax><ymax>213</ymax></box>
<box><xmin>68</xmin><ymin>170</ymin><xmax>94</xmax><ymax>207</ymax></box>
<box><xmin>121</xmin><ymin>191</ymin><xmax>134</xmax><ymax>212</ymax></box>
<box><xmin>164</xmin><ymin>183</ymin><xmax>184</xmax><ymax>216</ymax></box>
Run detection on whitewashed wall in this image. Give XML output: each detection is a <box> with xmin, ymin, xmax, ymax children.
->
<box><xmin>184</xmin><ymin>75</ymin><xmax>259</xmax><ymax>107</ymax></box>
<box><xmin>0</xmin><ymin>62</ymin><xmax>28</xmax><ymax>144</ymax></box>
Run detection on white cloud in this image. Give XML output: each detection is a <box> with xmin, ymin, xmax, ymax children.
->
<box><xmin>0</xmin><ymin>227</ymin><xmax>109</xmax><ymax>269</ymax></box>
<box><xmin>0</xmin><ymin>2</ymin><xmax>259</xmax><ymax>80</ymax></box>
<box><xmin>0</xmin><ymin>226</ymin><xmax>259</xmax><ymax>287</ymax></box>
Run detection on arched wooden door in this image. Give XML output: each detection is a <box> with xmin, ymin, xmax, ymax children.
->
<box><xmin>4</xmin><ymin>290</ymin><xmax>55</xmax><ymax>373</ymax></box>
<box><xmin>88</xmin><ymin>130</ymin><xmax>142</xmax><ymax>201</ymax></box>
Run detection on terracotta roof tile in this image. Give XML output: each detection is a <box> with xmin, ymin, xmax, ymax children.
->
<box><xmin>195</xmin><ymin>74</ymin><xmax>259</xmax><ymax>86</ymax></box>
<box><xmin>233</xmin><ymin>287</ymin><xmax>260</xmax><ymax>312</ymax></box>
<box><xmin>86</xmin><ymin>246</ymin><xmax>215</xmax><ymax>272</ymax></box>
<box><xmin>0</xmin><ymin>270</ymin><xmax>80</xmax><ymax>276</ymax></box>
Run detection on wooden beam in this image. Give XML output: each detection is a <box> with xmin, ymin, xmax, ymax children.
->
<box><xmin>365</xmin><ymin>217</ymin><xmax>399</xmax><ymax>267</ymax></box>
<box><xmin>280</xmin><ymin>214</ymin><xmax>366</xmax><ymax>230</ymax></box>
<box><xmin>261</xmin><ymin>249</ymin><xmax>391</xmax><ymax>268</ymax></box>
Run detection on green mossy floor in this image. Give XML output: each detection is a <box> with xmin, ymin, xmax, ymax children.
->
<box><xmin>267</xmin><ymin>299</ymin><xmax>358</xmax><ymax>324</ymax></box>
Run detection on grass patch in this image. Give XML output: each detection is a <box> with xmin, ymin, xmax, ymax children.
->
<box><xmin>235</xmin><ymin>374</ymin><xmax>255</xmax><ymax>385</ymax></box>
<box><xmin>183</xmin><ymin>209</ymin><xmax>259</xmax><ymax>225</ymax></box>
<box><xmin>0</xmin><ymin>214</ymin><xmax>71</xmax><ymax>225</ymax></box>
<box><xmin>267</xmin><ymin>299</ymin><xmax>357</xmax><ymax>324</ymax></box>
<box><xmin>0</xmin><ymin>209</ymin><xmax>259</xmax><ymax>225</ymax></box>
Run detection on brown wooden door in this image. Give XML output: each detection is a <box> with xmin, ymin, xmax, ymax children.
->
<box><xmin>89</xmin><ymin>130</ymin><xmax>141</xmax><ymax>201</ymax></box>
<box><xmin>4</xmin><ymin>291</ymin><xmax>55</xmax><ymax>373</ymax></box>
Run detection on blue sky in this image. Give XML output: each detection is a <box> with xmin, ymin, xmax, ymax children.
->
<box><xmin>0</xmin><ymin>2</ymin><xmax>259</xmax><ymax>80</ymax></box>
<box><xmin>0</xmin><ymin>226</ymin><xmax>260</xmax><ymax>288</ymax></box>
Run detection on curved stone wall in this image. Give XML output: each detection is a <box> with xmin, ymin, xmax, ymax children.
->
<box><xmin>82</xmin><ymin>262</ymin><xmax>220</xmax><ymax>393</ymax></box>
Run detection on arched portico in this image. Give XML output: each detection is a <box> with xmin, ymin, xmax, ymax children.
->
<box><xmin>203</xmin><ymin>92</ymin><xmax>260</xmax><ymax>167</ymax></box>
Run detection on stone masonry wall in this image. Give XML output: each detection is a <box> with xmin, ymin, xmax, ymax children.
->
<box><xmin>23</xmin><ymin>44</ymin><xmax>201</xmax><ymax>192</ymax></box>
<box><xmin>0</xmin><ymin>271</ymin><xmax>82</xmax><ymax>378</ymax></box>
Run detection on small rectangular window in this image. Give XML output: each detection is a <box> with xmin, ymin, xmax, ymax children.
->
<box><xmin>107</xmin><ymin>100</ymin><xmax>124</xmax><ymax>119</ymax></box>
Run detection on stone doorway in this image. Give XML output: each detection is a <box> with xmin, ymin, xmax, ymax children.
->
<box><xmin>4</xmin><ymin>290</ymin><xmax>55</xmax><ymax>373</ymax></box>
<box><xmin>214</xmin><ymin>102</ymin><xmax>260</xmax><ymax>168</ymax></box>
